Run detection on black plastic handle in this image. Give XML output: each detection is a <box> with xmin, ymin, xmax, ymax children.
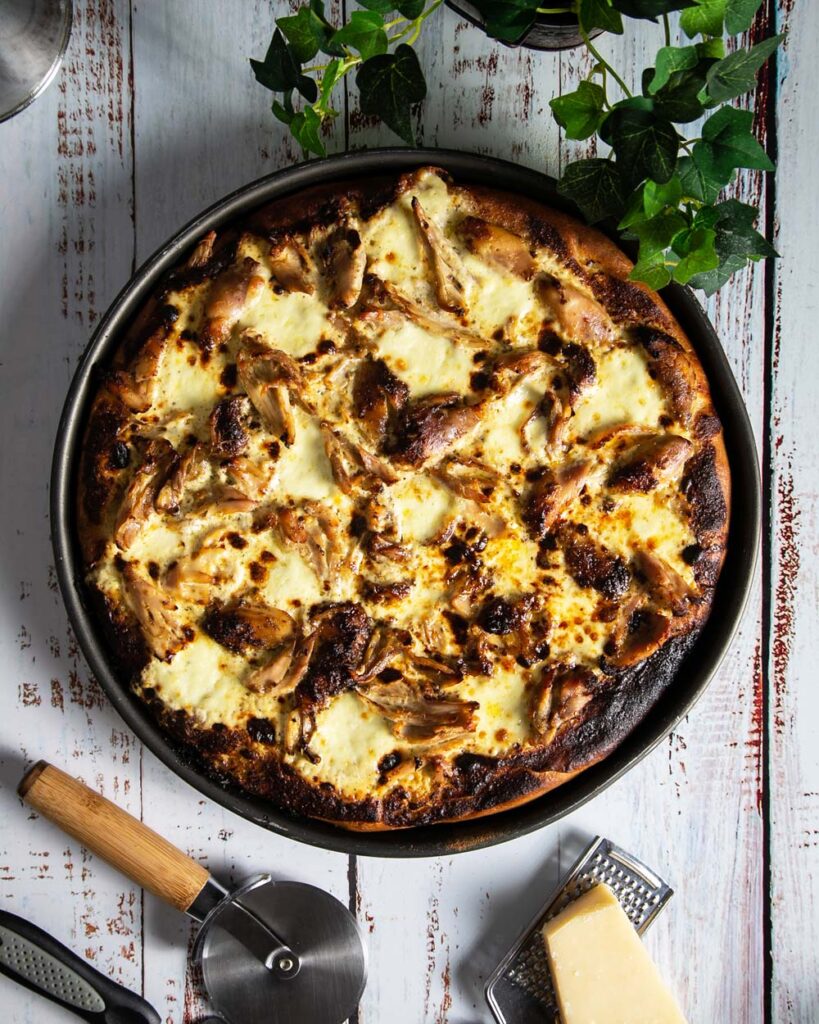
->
<box><xmin>0</xmin><ymin>909</ymin><xmax>160</xmax><ymax>1023</ymax></box>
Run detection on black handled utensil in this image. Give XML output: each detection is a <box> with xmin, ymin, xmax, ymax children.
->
<box><xmin>0</xmin><ymin>909</ymin><xmax>160</xmax><ymax>1023</ymax></box>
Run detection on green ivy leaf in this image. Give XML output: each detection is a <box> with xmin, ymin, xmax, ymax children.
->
<box><xmin>612</xmin><ymin>0</ymin><xmax>694</xmax><ymax>19</ymax></box>
<box><xmin>290</xmin><ymin>106</ymin><xmax>326</xmax><ymax>157</ymax></box>
<box><xmin>672</xmin><ymin>226</ymin><xmax>720</xmax><ymax>283</ymax></box>
<box><xmin>329</xmin><ymin>10</ymin><xmax>388</xmax><ymax>60</ymax></box>
<box><xmin>696</xmin><ymin>39</ymin><xmax>725</xmax><ymax>59</ymax></box>
<box><xmin>643</xmin><ymin>175</ymin><xmax>683</xmax><ymax>217</ymax></box>
<box><xmin>557</xmin><ymin>159</ymin><xmax>627</xmax><ymax>223</ymax></box>
<box><xmin>549</xmin><ymin>81</ymin><xmax>606</xmax><ymax>140</ymax></box>
<box><xmin>630</xmin><ymin>253</ymin><xmax>673</xmax><ymax>290</ymax></box>
<box><xmin>251</xmin><ymin>29</ymin><xmax>303</xmax><ymax>92</ymax></box>
<box><xmin>700</xmin><ymin>34</ymin><xmax>783</xmax><ymax>104</ymax></box>
<box><xmin>725</xmin><ymin>0</ymin><xmax>764</xmax><ymax>34</ymax></box>
<box><xmin>356</xmin><ymin>44</ymin><xmax>427</xmax><ymax>145</ymax></box>
<box><xmin>686</xmin><ymin>200</ymin><xmax>778</xmax><ymax>292</ymax></box>
<box><xmin>680</xmin><ymin>0</ymin><xmax>726</xmax><ymax>38</ymax></box>
<box><xmin>472</xmin><ymin>0</ymin><xmax>540</xmax><ymax>43</ymax></box>
<box><xmin>606</xmin><ymin>106</ymin><xmax>680</xmax><ymax>184</ymax></box>
<box><xmin>651</xmin><ymin>67</ymin><xmax>709</xmax><ymax>123</ymax></box>
<box><xmin>272</xmin><ymin>91</ymin><xmax>295</xmax><ymax>125</ymax></box>
<box><xmin>578</xmin><ymin>0</ymin><xmax>624</xmax><ymax>34</ymax></box>
<box><xmin>631</xmin><ymin>209</ymin><xmax>689</xmax><ymax>258</ymax></box>
<box><xmin>397</xmin><ymin>0</ymin><xmax>426</xmax><ymax>17</ymax></box>
<box><xmin>358</xmin><ymin>0</ymin><xmax>396</xmax><ymax>12</ymax></box>
<box><xmin>648</xmin><ymin>45</ymin><xmax>699</xmax><ymax>94</ymax></box>
<box><xmin>696</xmin><ymin>105</ymin><xmax>774</xmax><ymax>179</ymax></box>
<box><xmin>677</xmin><ymin>154</ymin><xmax>724</xmax><ymax>203</ymax></box>
<box><xmin>317</xmin><ymin>57</ymin><xmax>345</xmax><ymax>113</ymax></box>
<box><xmin>276</xmin><ymin>6</ymin><xmax>326</xmax><ymax>63</ymax></box>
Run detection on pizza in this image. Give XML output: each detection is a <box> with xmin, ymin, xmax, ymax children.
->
<box><xmin>77</xmin><ymin>166</ymin><xmax>730</xmax><ymax>830</ymax></box>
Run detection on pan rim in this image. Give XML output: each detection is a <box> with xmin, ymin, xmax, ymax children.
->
<box><xmin>51</xmin><ymin>147</ymin><xmax>760</xmax><ymax>857</ymax></box>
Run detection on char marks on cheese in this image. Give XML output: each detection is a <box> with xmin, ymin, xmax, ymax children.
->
<box><xmin>78</xmin><ymin>167</ymin><xmax>729</xmax><ymax>829</ymax></box>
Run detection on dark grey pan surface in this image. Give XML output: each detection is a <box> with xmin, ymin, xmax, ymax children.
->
<box><xmin>51</xmin><ymin>149</ymin><xmax>760</xmax><ymax>857</ymax></box>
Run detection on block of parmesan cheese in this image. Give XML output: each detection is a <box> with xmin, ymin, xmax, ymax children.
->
<box><xmin>542</xmin><ymin>883</ymin><xmax>688</xmax><ymax>1024</ymax></box>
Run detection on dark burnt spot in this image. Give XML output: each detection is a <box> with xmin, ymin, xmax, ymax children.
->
<box><xmin>109</xmin><ymin>441</ymin><xmax>130</xmax><ymax>470</ymax></box>
<box><xmin>260</xmin><ymin>550</ymin><xmax>276</xmax><ymax>564</ymax></box>
<box><xmin>350</xmin><ymin>514</ymin><xmax>367</xmax><ymax>538</ymax></box>
<box><xmin>249</xmin><ymin>562</ymin><xmax>267</xmax><ymax>583</ymax></box>
<box><xmin>377</xmin><ymin>750</ymin><xmax>402</xmax><ymax>785</ymax></box>
<box><xmin>454</xmin><ymin>752</ymin><xmax>498</xmax><ymax>794</ymax></box>
<box><xmin>559</xmin><ymin>525</ymin><xmax>631</xmax><ymax>600</ymax></box>
<box><xmin>82</xmin><ymin>403</ymin><xmax>130</xmax><ymax>526</ymax></box>
<box><xmin>220</xmin><ymin>363</ymin><xmax>238</xmax><ymax>389</ymax></box>
<box><xmin>180</xmin><ymin>328</ymin><xmax>197</xmax><ymax>342</ymax></box>
<box><xmin>526</xmin><ymin>216</ymin><xmax>568</xmax><ymax>260</ymax></box>
<box><xmin>227</xmin><ymin>532</ymin><xmax>247</xmax><ymax>550</ymax></box>
<box><xmin>443</xmin><ymin>610</ymin><xmax>469</xmax><ymax>646</ymax></box>
<box><xmin>247</xmin><ymin>717</ymin><xmax>277</xmax><ymax>745</ymax></box>
<box><xmin>694</xmin><ymin>412</ymin><xmax>722</xmax><ymax>440</ymax></box>
<box><xmin>210</xmin><ymin>396</ymin><xmax>248</xmax><ymax>457</ymax></box>
<box><xmin>267</xmin><ymin>440</ymin><xmax>281</xmax><ymax>460</ymax></box>
<box><xmin>317</xmin><ymin>338</ymin><xmax>337</xmax><ymax>355</ymax></box>
<box><xmin>538</xmin><ymin>326</ymin><xmax>562</xmax><ymax>354</ymax></box>
<box><xmin>182</xmin><ymin>626</ymin><xmax>195</xmax><ymax>642</ymax></box>
<box><xmin>561</xmin><ymin>342</ymin><xmax>596</xmax><ymax>396</ymax></box>
<box><xmin>353</xmin><ymin>357</ymin><xmax>409</xmax><ymax>444</ymax></box>
<box><xmin>590</xmin><ymin>273</ymin><xmax>666</xmax><ymax>327</ymax></box>
<box><xmin>472</xmin><ymin>350</ymin><xmax>489</xmax><ymax>364</ymax></box>
<box><xmin>296</xmin><ymin>603</ymin><xmax>373</xmax><ymax>707</ymax></box>
<box><xmin>478</xmin><ymin>597</ymin><xmax>524</xmax><ymax>635</ymax></box>
<box><xmin>681</xmin><ymin>444</ymin><xmax>727</xmax><ymax>539</ymax></box>
<box><xmin>158</xmin><ymin>304</ymin><xmax>179</xmax><ymax>327</ymax></box>
<box><xmin>362</xmin><ymin>579</ymin><xmax>412</xmax><ymax>602</ymax></box>
<box><xmin>470</xmin><ymin>371</ymin><xmax>492</xmax><ymax>391</ymax></box>
<box><xmin>682</xmin><ymin>543</ymin><xmax>704</xmax><ymax>565</ymax></box>
<box><xmin>147</xmin><ymin>561</ymin><xmax>160</xmax><ymax>580</ymax></box>
<box><xmin>377</xmin><ymin>666</ymin><xmax>402</xmax><ymax>683</ymax></box>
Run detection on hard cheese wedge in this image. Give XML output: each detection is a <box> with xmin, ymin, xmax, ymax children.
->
<box><xmin>542</xmin><ymin>883</ymin><xmax>688</xmax><ymax>1024</ymax></box>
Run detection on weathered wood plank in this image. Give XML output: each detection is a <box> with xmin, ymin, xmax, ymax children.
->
<box><xmin>0</xmin><ymin>0</ymin><xmax>142</xmax><ymax>1016</ymax></box>
<box><xmin>769</xmin><ymin>1</ymin><xmax>819</xmax><ymax>1019</ymax></box>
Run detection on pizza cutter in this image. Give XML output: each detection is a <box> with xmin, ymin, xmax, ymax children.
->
<box><xmin>19</xmin><ymin>761</ymin><xmax>367</xmax><ymax>1024</ymax></box>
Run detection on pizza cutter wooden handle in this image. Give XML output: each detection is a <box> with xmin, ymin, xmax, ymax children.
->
<box><xmin>18</xmin><ymin>761</ymin><xmax>211</xmax><ymax>914</ymax></box>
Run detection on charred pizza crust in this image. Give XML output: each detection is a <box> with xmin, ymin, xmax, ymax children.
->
<box><xmin>77</xmin><ymin>167</ymin><xmax>730</xmax><ymax>830</ymax></box>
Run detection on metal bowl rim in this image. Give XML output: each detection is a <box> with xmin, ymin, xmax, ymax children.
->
<box><xmin>51</xmin><ymin>147</ymin><xmax>761</xmax><ymax>857</ymax></box>
<box><xmin>0</xmin><ymin>0</ymin><xmax>74</xmax><ymax>125</ymax></box>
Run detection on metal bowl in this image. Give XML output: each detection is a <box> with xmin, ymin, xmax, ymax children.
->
<box><xmin>445</xmin><ymin>1</ymin><xmax>602</xmax><ymax>51</ymax></box>
<box><xmin>51</xmin><ymin>149</ymin><xmax>760</xmax><ymax>857</ymax></box>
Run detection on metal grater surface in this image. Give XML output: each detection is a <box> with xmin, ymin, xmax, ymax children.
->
<box><xmin>485</xmin><ymin>836</ymin><xmax>673</xmax><ymax>1024</ymax></box>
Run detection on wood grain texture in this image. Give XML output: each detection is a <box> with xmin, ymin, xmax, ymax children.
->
<box><xmin>0</xmin><ymin>2</ymin><xmax>810</xmax><ymax>1021</ymax></box>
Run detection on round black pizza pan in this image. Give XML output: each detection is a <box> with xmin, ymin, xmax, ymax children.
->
<box><xmin>51</xmin><ymin>148</ymin><xmax>760</xmax><ymax>857</ymax></box>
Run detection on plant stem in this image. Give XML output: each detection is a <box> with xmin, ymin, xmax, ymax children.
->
<box><xmin>662</xmin><ymin>13</ymin><xmax>671</xmax><ymax>47</ymax></box>
<box><xmin>581</xmin><ymin>27</ymin><xmax>632</xmax><ymax>98</ymax></box>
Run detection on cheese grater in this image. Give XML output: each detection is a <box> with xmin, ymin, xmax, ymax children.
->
<box><xmin>485</xmin><ymin>835</ymin><xmax>673</xmax><ymax>1024</ymax></box>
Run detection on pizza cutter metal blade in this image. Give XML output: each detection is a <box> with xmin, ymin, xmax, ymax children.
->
<box><xmin>19</xmin><ymin>761</ymin><xmax>367</xmax><ymax>1024</ymax></box>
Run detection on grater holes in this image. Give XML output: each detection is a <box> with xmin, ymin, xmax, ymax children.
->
<box><xmin>0</xmin><ymin>928</ymin><xmax>105</xmax><ymax>1013</ymax></box>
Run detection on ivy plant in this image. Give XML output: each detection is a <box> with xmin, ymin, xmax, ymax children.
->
<box><xmin>251</xmin><ymin>0</ymin><xmax>780</xmax><ymax>294</ymax></box>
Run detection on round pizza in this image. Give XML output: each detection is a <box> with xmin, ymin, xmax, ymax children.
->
<box><xmin>77</xmin><ymin>166</ymin><xmax>730</xmax><ymax>830</ymax></box>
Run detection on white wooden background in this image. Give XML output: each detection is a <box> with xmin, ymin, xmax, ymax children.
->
<box><xmin>0</xmin><ymin>2</ymin><xmax>813</xmax><ymax>1021</ymax></box>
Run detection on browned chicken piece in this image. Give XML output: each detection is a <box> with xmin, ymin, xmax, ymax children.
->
<box><xmin>366</xmin><ymin>532</ymin><xmax>413</xmax><ymax>564</ymax></box>
<box><xmin>410</xmin><ymin>197</ymin><xmax>469</xmax><ymax>313</ymax></box>
<box><xmin>584</xmin><ymin>423</ymin><xmax>642</xmax><ymax>449</ymax></box>
<box><xmin>431</xmin><ymin>456</ymin><xmax>502</xmax><ymax>504</ymax></box>
<box><xmin>225</xmin><ymin>455</ymin><xmax>274</xmax><ymax>503</ymax></box>
<box><xmin>557</xmin><ymin>523</ymin><xmax>632</xmax><ymax>600</ymax></box>
<box><xmin>201</xmin><ymin>257</ymin><xmax>266</xmax><ymax>353</ymax></box>
<box><xmin>388</xmin><ymin>393</ymin><xmax>481</xmax><ymax>467</ymax></box>
<box><xmin>362</xmin><ymin>579</ymin><xmax>414</xmax><ymax>603</ymax></box>
<box><xmin>323</xmin><ymin>223</ymin><xmax>366</xmax><ymax>308</ymax></box>
<box><xmin>237</xmin><ymin>336</ymin><xmax>305</xmax><ymax>446</ymax></box>
<box><xmin>275</xmin><ymin>502</ymin><xmax>343</xmax><ymax>583</ymax></box>
<box><xmin>447</xmin><ymin>558</ymin><xmax>491</xmax><ymax>618</ymax></box>
<box><xmin>523</xmin><ymin>460</ymin><xmax>590</xmax><ymax>539</ymax></box>
<box><xmin>459</xmin><ymin>216</ymin><xmax>537</xmax><ymax>280</ymax></box>
<box><xmin>607</xmin><ymin>433</ymin><xmax>692</xmax><ymax>493</ymax></box>
<box><xmin>559</xmin><ymin>342</ymin><xmax>597</xmax><ymax>398</ymax></box>
<box><xmin>186</xmin><ymin>231</ymin><xmax>216</xmax><ymax>268</ymax></box>
<box><xmin>605</xmin><ymin>606</ymin><xmax>672</xmax><ymax>669</ymax></box>
<box><xmin>203</xmin><ymin>600</ymin><xmax>296</xmax><ymax>655</ymax></box>
<box><xmin>358</xmin><ymin>678</ymin><xmax>478</xmax><ymax>744</ymax></box>
<box><xmin>521</xmin><ymin>388</ymin><xmax>574</xmax><ymax>453</ymax></box>
<box><xmin>633</xmin><ymin>549</ymin><xmax>693</xmax><ymax>615</ymax></box>
<box><xmin>114</xmin><ymin>439</ymin><xmax>179</xmax><ymax>550</ymax></box>
<box><xmin>269</xmin><ymin>235</ymin><xmax>314</xmax><ymax>294</ymax></box>
<box><xmin>295</xmin><ymin>602</ymin><xmax>374</xmax><ymax>708</ymax></box>
<box><xmin>209</xmin><ymin>395</ymin><xmax>250</xmax><ymax>458</ymax></box>
<box><xmin>320</xmin><ymin>423</ymin><xmax>397</xmax><ymax>494</ymax></box>
<box><xmin>531</xmin><ymin>664</ymin><xmax>596</xmax><ymax>743</ymax></box>
<box><xmin>375</xmin><ymin>280</ymin><xmax>488</xmax><ymax>348</ymax></box>
<box><xmin>245</xmin><ymin>631</ymin><xmax>317</xmax><ymax>697</ymax></box>
<box><xmin>155</xmin><ymin>443</ymin><xmax>203</xmax><ymax>515</ymax></box>
<box><xmin>105</xmin><ymin>325</ymin><xmax>169</xmax><ymax>413</ymax></box>
<box><xmin>164</xmin><ymin>529</ymin><xmax>243</xmax><ymax>597</ymax></box>
<box><xmin>192</xmin><ymin>484</ymin><xmax>259</xmax><ymax>516</ymax></box>
<box><xmin>121</xmin><ymin>563</ymin><xmax>187</xmax><ymax>661</ymax></box>
<box><xmin>352</xmin><ymin>357</ymin><xmax>409</xmax><ymax>445</ymax></box>
<box><xmin>353</xmin><ymin>625</ymin><xmax>411</xmax><ymax>682</ymax></box>
<box><xmin>637</xmin><ymin>329</ymin><xmax>698</xmax><ymax>425</ymax></box>
<box><xmin>536</xmin><ymin>275</ymin><xmax>616</xmax><ymax>346</ymax></box>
